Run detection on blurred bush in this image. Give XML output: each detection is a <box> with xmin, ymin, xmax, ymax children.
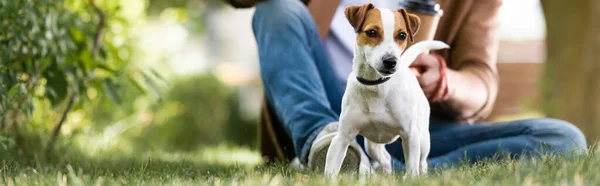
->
<box><xmin>146</xmin><ymin>0</ymin><xmax>224</xmax><ymax>34</ymax></box>
<box><xmin>132</xmin><ymin>75</ymin><xmax>257</xmax><ymax>152</ymax></box>
<box><xmin>0</xmin><ymin>0</ymin><xmax>156</xmax><ymax>156</ymax></box>
<box><xmin>0</xmin><ymin>0</ymin><xmax>258</xmax><ymax>162</ymax></box>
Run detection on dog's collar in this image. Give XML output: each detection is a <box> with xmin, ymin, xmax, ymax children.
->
<box><xmin>356</xmin><ymin>76</ymin><xmax>391</xmax><ymax>86</ymax></box>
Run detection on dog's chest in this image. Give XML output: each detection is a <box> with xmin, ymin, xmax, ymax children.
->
<box><xmin>352</xmin><ymin>93</ymin><xmax>405</xmax><ymax>143</ymax></box>
<box><xmin>357</xmin><ymin>111</ymin><xmax>402</xmax><ymax>144</ymax></box>
<box><xmin>343</xmin><ymin>81</ymin><xmax>421</xmax><ymax>144</ymax></box>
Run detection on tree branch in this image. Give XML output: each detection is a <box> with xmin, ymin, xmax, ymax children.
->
<box><xmin>45</xmin><ymin>94</ymin><xmax>76</xmax><ymax>155</ymax></box>
<box><xmin>45</xmin><ymin>0</ymin><xmax>106</xmax><ymax>156</ymax></box>
<box><xmin>90</xmin><ymin>0</ymin><xmax>105</xmax><ymax>58</ymax></box>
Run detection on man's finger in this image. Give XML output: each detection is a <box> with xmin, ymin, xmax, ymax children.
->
<box><xmin>410</xmin><ymin>67</ymin><xmax>421</xmax><ymax>77</ymax></box>
<box><xmin>416</xmin><ymin>78</ymin><xmax>436</xmax><ymax>95</ymax></box>
<box><xmin>419</xmin><ymin>71</ymin><xmax>439</xmax><ymax>86</ymax></box>
<box><xmin>410</xmin><ymin>54</ymin><xmax>429</xmax><ymax>66</ymax></box>
<box><xmin>414</xmin><ymin>54</ymin><xmax>439</xmax><ymax>66</ymax></box>
<box><xmin>417</xmin><ymin>77</ymin><xmax>437</xmax><ymax>88</ymax></box>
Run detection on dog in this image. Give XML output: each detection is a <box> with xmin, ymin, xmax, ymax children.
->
<box><xmin>324</xmin><ymin>3</ymin><xmax>449</xmax><ymax>177</ymax></box>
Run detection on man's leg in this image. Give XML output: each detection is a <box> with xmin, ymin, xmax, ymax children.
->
<box><xmin>387</xmin><ymin>118</ymin><xmax>587</xmax><ymax>170</ymax></box>
<box><xmin>252</xmin><ymin>0</ymin><xmax>344</xmax><ymax>163</ymax></box>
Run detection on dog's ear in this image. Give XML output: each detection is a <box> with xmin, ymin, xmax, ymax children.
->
<box><xmin>344</xmin><ymin>3</ymin><xmax>375</xmax><ymax>33</ymax></box>
<box><xmin>398</xmin><ymin>8</ymin><xmax>421</xmax><ymax>42</ymax></box>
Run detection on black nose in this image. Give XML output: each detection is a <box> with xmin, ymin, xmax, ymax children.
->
<box><xmin>382</xmin><ymin>55</ymin><xmax>396</xmax><ymax>69</ymax></box>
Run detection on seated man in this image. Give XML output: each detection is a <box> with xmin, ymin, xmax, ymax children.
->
<box><xmin>228</xmin><ymin>0</ymin><xmax>588</xmax><ymax>171</ymax></box>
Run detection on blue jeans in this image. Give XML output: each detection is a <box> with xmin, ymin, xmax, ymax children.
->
<box><xmin>252</xmin><ymin>0</ymin><xmax>587</xmax><ymax>169</ymax></box>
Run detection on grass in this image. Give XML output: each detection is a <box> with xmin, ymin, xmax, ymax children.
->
<box><xmin>1</xmin><ymin>145</ymin><xmax>599</xmax><ymax>186</ymax></box>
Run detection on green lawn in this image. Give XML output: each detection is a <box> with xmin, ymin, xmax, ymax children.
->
<box><xmin>1</xmin><ymin>145</ymin><xmax>599</xmax><ymax>186</ymax></box>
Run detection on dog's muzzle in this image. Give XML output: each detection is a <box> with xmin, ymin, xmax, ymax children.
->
<box><xmin>382</xmin><ymin>54</ymin><xmax>397</xmax><ymax>69</ymax></box>
<box><xmin>379</xmin><ymin>54</ymin><xmax>397</xmax><ymax>75</ymax></box>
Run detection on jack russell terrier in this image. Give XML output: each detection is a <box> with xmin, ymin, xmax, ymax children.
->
<box><xmin>324</xmin><ymin>3</ymin><xmax>449</xmax><ymax>176</ymax></box>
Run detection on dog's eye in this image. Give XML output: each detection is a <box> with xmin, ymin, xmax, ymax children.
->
<box><xmin>365</xmin><ymin>29</ymin><xmax>377</xmax><ymax>38</ymax></box>
<box><xmin>397</xmin><ymin>32</ymin><xmax>407</xmax><ymax>40</ymax></box>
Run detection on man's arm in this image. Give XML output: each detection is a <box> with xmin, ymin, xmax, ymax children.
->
<box><xmin>307</xmin><ymin>0</ymin><xmax>342</xmax><ymax>40</ymax></box>
<box><xmin>442</xmin><ymin>0</ymin><xmax>502</xmax><ymax>123</ymax></box>
<box><xmin>411</xmin><ymin>0</ymin><xmax>502</xmax><ymax>123</ymax></box>
<box><xmin>225</xmin><ymin>0</ymin><xmax>340</xmax><ymax>41</ymax></box>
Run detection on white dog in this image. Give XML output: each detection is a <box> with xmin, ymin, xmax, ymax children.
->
<box><xmin>324</xmin><ymin>3</ymin><xmax>449</xmax><ymax>177</ymax></box>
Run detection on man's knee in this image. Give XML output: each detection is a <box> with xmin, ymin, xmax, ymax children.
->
<box><xmin>252</xmin><ymin>0</ymin><xmax>319</xmax><ymax>86</ymax></box>
<box><xmin>522</xmin><ymin>118</ymin><xmax>587</xmax><ymax>154</ymax></box>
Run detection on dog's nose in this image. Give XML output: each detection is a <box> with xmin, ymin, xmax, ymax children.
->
<box><xmin>382</xmin><ymin>55</ymin><xmax>396</xmax><ymax>69</ymax></box>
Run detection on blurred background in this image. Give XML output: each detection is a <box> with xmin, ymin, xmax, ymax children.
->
<box><xmin>0</xmin><ymin>0</ymin><xmax>598</xmax><ymax>167</ymax></box>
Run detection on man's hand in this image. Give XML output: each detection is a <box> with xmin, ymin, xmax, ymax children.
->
<box><xmin>410</xmin><ymin>53</ymin><xmax>448</xmax><ymax>102</ymax></box>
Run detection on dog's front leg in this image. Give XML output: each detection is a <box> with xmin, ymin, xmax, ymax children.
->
<box><xmin>364</xmin><ymin>139</ymin><xmax>392</xmax><ymax>174</ymax></box>
<box><xmin>324</xmin><ymin>128</ymin><xmax>357</xmax><ymax>176</ymax></box>
<box><xmin>401</xmin><ymin>130</ymin><xmax>421</xmax><ymax>177</ymax></box>
<box><xmin>419</xmin><ymin>127</ymin><xmax>430</xmax><ymax>174</ymax></box>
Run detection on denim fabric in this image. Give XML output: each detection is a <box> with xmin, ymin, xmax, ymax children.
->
<box><xmin>252</xmin><ymin>0</ymin><xmax>345</xmax><ymax>164</ymax></box>
<box><xmin>251</xmin><ymin>0</ymin><xmax>588</xmax><ymax>168</ymax></box>
<box><xmin>385</xmin><ymin>118</ymin><xmax>587</xmax><ymax>170</ymax></box>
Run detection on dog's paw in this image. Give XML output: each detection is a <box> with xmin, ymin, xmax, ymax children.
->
<box><xmin>371</xmin><ymin>161</ymin><xmax>392</xmax><ymax>174</ymax></box>
<box><xmin>404</xmin><ymin>168</ymin><xmax>420</xmax><ymax>178</ymax></box>
<box><xmin>420</xmin><ymin>162</ymin><xmax>428</xmax><ymax>174</ymax></box>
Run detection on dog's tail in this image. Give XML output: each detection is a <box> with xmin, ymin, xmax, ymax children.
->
<box><xmin>399</xmin><ymin>40</ymin><xmax>450</xmax><ymax>68</ymax></box>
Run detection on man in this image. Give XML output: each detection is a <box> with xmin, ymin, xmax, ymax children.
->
<box><xmin>228</xmin><ymin>0</ymin><xmax>588</xmax><ymax>171</ymax></box>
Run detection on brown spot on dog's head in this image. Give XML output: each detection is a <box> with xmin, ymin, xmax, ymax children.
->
<box><xmin>345</xmin><ymin>4</ymin><xmax>383</xmax><ymax>47</ymax></box>
<box><xmin>344</xmin><ymin>3</ymin><xmax>374</xmax><ymax>33</ymax></box>
<box><xmin>391</xmin><ymin>9</ymin><xmax>417</xmax><ymax>50</ymax></box>
<box><xmin>397</xmin><ymin>8</ymin><xmax>420</xmax><ymax>43</ymax></box>
<box><xmin>356</xmin><ymin>9</ymin><xmax>383</xmax><ymax>47</ymax></box>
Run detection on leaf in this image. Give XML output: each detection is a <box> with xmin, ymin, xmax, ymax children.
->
<box><xmin>79</xmin><ymin>50</ymin><xmax>93</xmax><ymax>70</ymax></box>
<box><xmin>103</xmin><ymin>78</ymin><xmax>122</xmax><ymax>105</ymax></box>
<box><xmin>44</xmin><ymin>65</ymin><xmax>68</xmax><ymax>107</ymax></box>
<box><xmin>19</xmin><ymin>83</ymin><xmax>27</xmax><ymax>94</ymax></box>
<box><xmin>150</xmin><ymin>69</ymin><xmax>167</xmax><ymax>83</ymax></box>
<box><xmin>96</xmin><ymin>63</ymin><xmax>116</xmax><ymax>74</ymax></box>
<box><xmin>69</xmin><ymin>27</ymin><xmax>84</xmax><ymax>42</ymax></box>
<box><xmin>25</xmin><ymin>99</ymin><xmax>33</xmax><ymax>119</ymax></box>
<box><xmin>71</xmin><ymin>98</ymin><xmax>83</xmax><ymax>111</ymax></box>
<box><xmin>142</xmin><ymin>72</ymin><xmax>161</xmax><ymax>99</ymax></box>
<box><xmin>8</xmin><ymin>83</ymin><xmax>20</xmax><ymax>99</ymax></box>
<box><xmin>128</xmin><ymin>76</ymin><xmax>146</xmax><ymax>94</ymax></box>
<box><xmin>0</xmin><ymin>96</ymin><xmax>6</xmax><ymax>110</ymax></box>
<box><xmin>46</xmin><ymin>86</ymin><xmax>57</xmax><ymax>98</ymax></box>
<box><xmin>67</xmin><ymin>69</ymin><xmax>82</xmax><ymax>95</ymax></box>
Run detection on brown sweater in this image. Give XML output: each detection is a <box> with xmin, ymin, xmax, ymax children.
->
<box><xmin>430</xmin><ymin>0</ymin><xmax>502</xmax><ymax>122</ymax></box>
<box><xmin>307</xmin><ymin>0</ymin><xmax>503</xmax><ymax>123</ymax></box>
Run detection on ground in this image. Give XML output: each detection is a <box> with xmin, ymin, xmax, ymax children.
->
<box><xmin>1</xmin><ymin>144</ymin><xmax>599</xmax><ymax>186</ymax></box>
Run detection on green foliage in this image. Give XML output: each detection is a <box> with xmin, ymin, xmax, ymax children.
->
<box><xmin>147</xmin><ymin>0</ymin><xmax>223</xmax><ymax>15</ymax></box>
<box><xmin>0</xmin><ymin>0</ymin><xmax>258</xmax><ymax>162</ymax></box>
<box><xmin>2</xmin><ymin>0</ymin><xmax>92</xmax><ymax>112</ymax></box>
<box><xmin>1</xmin><ymin>0</ymin><xmax>81</xmax><ymax>116</ymax></box>
<box><xmin>146</xmin><ymin>0</ymin><xmax>225</xmax><ymax>33</ymax></box>
<box><xmin>0</xmin><ymin>0</ymin><xmax>157</xmax><ymax>154</ymax></box>
<box><xmin>132</xmin><ymin>75</ymin><xmax>257</xmax><ymax>151</ymax></box>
